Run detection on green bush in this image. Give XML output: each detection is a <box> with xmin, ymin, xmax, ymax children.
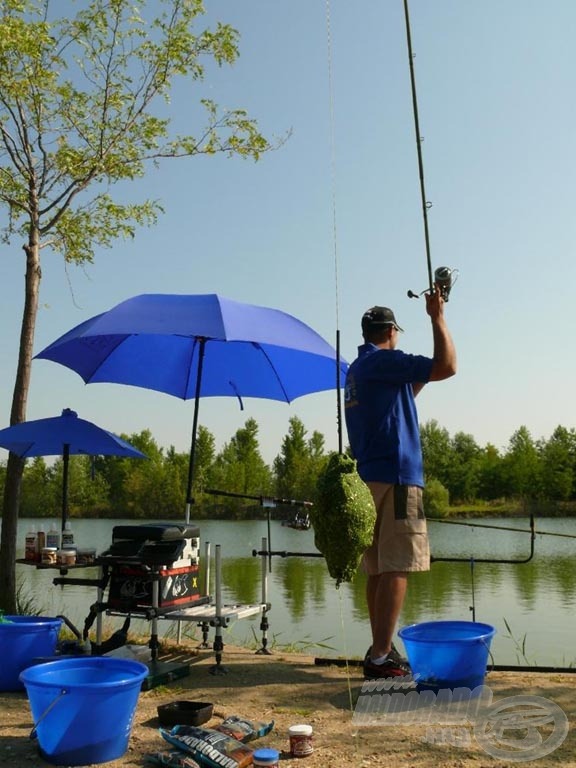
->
<box><xmin>424</xmin><ymin>477</ymin><xmax>450</xmax><ymax>518</ymax></box>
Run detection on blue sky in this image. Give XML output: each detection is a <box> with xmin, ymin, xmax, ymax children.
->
<box><xmin>1</xmin><ymin>0</ymin><xmax>576</xmax><ymax>464</ymax></box>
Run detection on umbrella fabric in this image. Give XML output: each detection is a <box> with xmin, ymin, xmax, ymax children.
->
<box><xmin>0</xmin><ymin>408</ymin><xmax>146</xmax><ymax>529</ymax></box>
<box><xmin>35</xmin><ymin>294</ymin><xmax>347</xmax><ymax>521</ymax></box>
<box><xmin>35</xmin><ymin>294</ymin><xmax>347</xmax><ymax>402</ymax></box>
<box><xmin>0</xmin><ymin>408</ymin><xmax>147</xmax><ymax>460</ymax></box>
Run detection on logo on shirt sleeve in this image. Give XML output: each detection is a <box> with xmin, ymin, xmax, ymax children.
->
<box><xmin>344</xmin><ymin>373</ymin><xmax>358</xmax><ymax>408</ymax></box>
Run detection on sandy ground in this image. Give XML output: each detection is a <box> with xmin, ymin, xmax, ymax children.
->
<box><xmin>0</xmin><ymin>643</ymin><xmax>574</xmax><ymax>767</ymax></box>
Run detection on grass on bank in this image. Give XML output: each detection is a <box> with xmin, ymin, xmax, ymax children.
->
<box><xmin>446</xmin><ymin>499</ymin><xmax>576</xmax><ymax>518</ymax></box>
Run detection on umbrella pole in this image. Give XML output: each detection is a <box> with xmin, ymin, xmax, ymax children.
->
<box><xmin>185</xmin><ymin>338</ymin><xmax>206</xmax><ymax>525</ymax></box>
<box><xmin>62</xmin><ymin>444</ymin><xmax>70</xmax><ymax>532</ymax></box>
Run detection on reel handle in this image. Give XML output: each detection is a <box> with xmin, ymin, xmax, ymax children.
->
<box><xmin>408</xmin><ymin>266</ymin><xmax>459</xmax><ymax>302</ymax></box>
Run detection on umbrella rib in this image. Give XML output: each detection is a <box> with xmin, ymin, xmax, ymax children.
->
<box><xmin>254</xmin><ymin>344</ymin><xmax>291</xmax><ymax>403</ymax></box>
<box><xmin>80</xmin><ymin>335</ymin><xmax>132</xmax><ymax>383</ymax></box>
<box><xmin>228</xmin><ymin>381</ymin><xmax>244</xmax><ymax>411</ymax></box>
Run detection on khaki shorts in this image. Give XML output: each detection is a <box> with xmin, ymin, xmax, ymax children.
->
<box><xmin>362</xmin><ymin>482</ymin><xmax>430</xmax><ymax>575</ymax></box>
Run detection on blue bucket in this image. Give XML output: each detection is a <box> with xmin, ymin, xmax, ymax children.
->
<box><xmin>0</xmin><ymin>616</ymin><xmax>62</xmax><ymax>691</ymax></box>
<box><xmin>398</xmin><ymin>620</ymin><xmax>496</xmax><ymax>691</ymax></box>
<box><xmin>19</xmin><ymin>657</ymin><xmax>149</xmax><ymax>766</ymax></box>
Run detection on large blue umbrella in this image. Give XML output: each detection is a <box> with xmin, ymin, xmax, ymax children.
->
<box><xmin>0</xmin><ymin>408</ymin><xmax>147</xmax><ymax>530</ymax></box>
<box><xmin>35</xmin><ymin>293</ymin><xmax>347</xmax><ymax>521</ymax></box>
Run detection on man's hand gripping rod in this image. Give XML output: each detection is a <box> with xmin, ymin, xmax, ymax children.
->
<box><xmin>408</xmin><ymin>266</ymin><xmax>459</xmax><ymax>302</ymax></box>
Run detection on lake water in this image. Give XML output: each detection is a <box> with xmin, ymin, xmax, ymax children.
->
<box><xmin>12</xmin><ymin>516</ymin><xmax>576</xmax><ymax>668</ymax></box>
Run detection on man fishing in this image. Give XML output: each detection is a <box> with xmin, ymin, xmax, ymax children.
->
<box><xmin>344</xmin><ymin>284</ymin><xmax>456</xmax><ymax>678</ymax></box>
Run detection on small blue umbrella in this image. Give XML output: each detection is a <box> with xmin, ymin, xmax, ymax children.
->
<box><xmin>0</xmin><ymin>408</ymin><xmax>147</xmax><ymax>530</ymax></box>
<box><xmin>35</xmin><ymin>293</ymin><xmax>347</xmax><ymax>520</ymax></box>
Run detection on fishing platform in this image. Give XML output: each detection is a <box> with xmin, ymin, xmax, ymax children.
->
<box><xmin>37</xmin><ymin>522</ymin><xmax>272</xmax><ymax>689</ymax></box>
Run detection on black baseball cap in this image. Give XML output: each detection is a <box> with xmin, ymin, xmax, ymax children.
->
<box><xmin>361</xmin><ymin>306</ymin><xmax>404</xmax><ymax>333</ymax></box>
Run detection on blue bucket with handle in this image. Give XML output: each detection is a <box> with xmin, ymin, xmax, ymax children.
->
<box><xmin>398</xmin><ymin>620</ymin><xmax>496</xmax><ymax>690</ymax></box>
<box><xmin>20</xmin><ymin>656</ymin><xmax>148</xmax><ymax>765</ymax></box>
<box><xmin>0</xmin><ymin>615</ymin><xmax>62</xmax><ymax>691</ymax></box>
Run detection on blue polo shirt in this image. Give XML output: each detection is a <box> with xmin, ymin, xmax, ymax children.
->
<box><xmin>344</xmin><ymin>343</ymin><xmax>433</xmax><ymax>486</ymax></box>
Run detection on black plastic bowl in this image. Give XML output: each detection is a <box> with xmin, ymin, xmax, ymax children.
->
<box><xmin>157</xmin><ymin>700</ymin><xmax>214</xmax><ymax>727</ymax></box>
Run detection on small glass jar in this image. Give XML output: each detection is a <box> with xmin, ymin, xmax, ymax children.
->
<box><xmin>288</xmin><ymin>724</ymin><xmax>314</xmax><ymax>757</ymax></box>
<box><xmin>76</xmin><ymin>548</ymin><xmax>97</xmax><ymax>565</ymax></box>
<box><xmin>253</xmin><ymin>748</ymin><xmax>280</xmax><ymax>767</ymax></box>
<box><xmin>41</xmin><ymin>547</ymin><xmax>58</xmax><ymax>565</ymax></box>
<box><xmin>57</xmin><ymin>549</ymin><xmax>76</xmax><ymax>566</ymax></box>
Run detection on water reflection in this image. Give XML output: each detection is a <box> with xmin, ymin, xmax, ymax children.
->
<box><xmin>10</xmin><ymin>516</ymin><xmax>576</xmax><ymax>665</ymax></box>
<box><xmin>222</xmin><ymin>556</ymin><xmax>331</xmax><ymax>620</ymax></box>
<box><xmin>218</xmin><ymin>520</ymin><xmax>576</xmax><ymax>665</ymax></box>
<box><xmin>278</xmin><ymin>558</ymin><xmax>327</xmax><ymax>618</ymax></box>
<box><xmin>220</xmin><ymin>556</ymin><xmax>260</xmax><ymax>606</ymax></box>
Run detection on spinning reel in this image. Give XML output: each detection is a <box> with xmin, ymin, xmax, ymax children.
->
<box><xmin>408</xmin><ymin>266</ymin><xmax>459</xmax><ymax>302</ymax></box>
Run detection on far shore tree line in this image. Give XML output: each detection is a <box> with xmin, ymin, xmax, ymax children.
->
<box><xmin>1</xmin><ymin>417</ymin><xmax>575</xmax><ymax>522</ymax></box>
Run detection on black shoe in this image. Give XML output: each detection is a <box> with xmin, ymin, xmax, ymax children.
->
<box><xmin>364</xmin><ymin>643</ymin><xmax>405</xmax><ymax>664</ymax></box>
<box><xmin>363</xmin><ymin>645</ymin><xmax>411</xmax><ymax>679</ymax></box>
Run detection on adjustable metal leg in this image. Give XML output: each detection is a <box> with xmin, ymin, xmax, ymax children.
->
<box><xmin>209</xmin><ymin>545</ymin><xmax>228</xmax><ymax>675</ymax></box>
<box><xmin>203</xmin><ymin>541</ymin><xmax>211</xmax><ymax>597</ymax></box>
<box><xmin>198</xmin><ymin>621</ymin><xmax>210</xmax><ymax>648</ymax></box>
<box><xmin>256</xmin><ymin>536</ymin><xmax>272</xmax><ymax>655</ymax></box>
<box><xmin>96</xmin><ymin>566</ymin><xmax>104</xmax><ymax>649</ymax></box>
<box><xmin>150</xmin><ymin>572</ymin><xmax>160</xmax><ymax>662</ymax></box>
<box><xmin>211</xmin><ymin>630</ymin><xmax>225</xmax><ymax>674</ymax></box>
<box><xmin>197</xmin><ymin>541</ymin><xmax>211</xmax><ymax>648</ymax></box>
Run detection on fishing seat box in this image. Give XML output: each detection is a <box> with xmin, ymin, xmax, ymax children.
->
<box><xmin>103</xmin><ymin>523</ymin><xmax>207</xmax><ymax>613</ymax></box>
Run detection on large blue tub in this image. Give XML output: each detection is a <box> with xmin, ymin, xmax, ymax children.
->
<box><xmin>20</xmin><ymin>656</ymin><xmax>149</xmax><ymax>765</ymax></box>
<box><xmin>399</xmin><ymin>620</ymin><xmax>496</xmax><ymax>690</ymax></box>
<box><xmin>0</xmin><ymin>615</ymin><xmax>62</xmax><ymax>691</ymax></box>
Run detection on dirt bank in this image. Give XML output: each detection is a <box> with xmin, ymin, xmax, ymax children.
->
<box><xmin>0</xmin><ymin>644</ymin><xmax>573</xmax><ymax>767</ymax></box>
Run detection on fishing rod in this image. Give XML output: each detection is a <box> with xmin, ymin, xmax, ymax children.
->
<box><xmin>205</xmin><ymin>489</ymin><xmax>313</xmax><ymax>508</ymax></box>
<box><xmin>402</xmin><ymin>0</ymin><xmax>459</xmax><ymax>303</ymax></box>
<box><xmin>431</xmin><ymin>515</ymin><xmax>536</xmax><ymax>565</ymax></box>
<box><xmin>206</xmin><ymin>488</ymin><xmax>314</xmax><ymax>574</ymax></box>
<box><xmin>252</xmin><ymin>547</ymin><xmax>324</xmax><ymax>560</ymax></box>
<box><xmin>312</xmin><ymin>656</ymin><xmax>576</xmax><ymax>674</ymax></box>
<box><xmin>430</xmin><ymin>516</ymin><xmax>576</xmax><ymax>540</ymax></box>
<box><xmin>252</xmin><ymin>514</ymin><xmax>575</xmax><ymax>569</ymax></box>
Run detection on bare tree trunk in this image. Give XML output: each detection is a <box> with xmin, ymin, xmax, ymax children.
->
<box><xmin>0</xmin><ymin>238</ymin><xmax>41</xmax><ymax>612</ymax></box>
<box><xmin>0</xmin><ymin>454</ymin><xmax>24</xmax><ymax>612</ymax></box>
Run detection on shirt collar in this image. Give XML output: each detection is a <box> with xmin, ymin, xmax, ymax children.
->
<box><xmin>358</xmin><ymin>342</ymin><xmax>379</xmax><ymax>356</ymax></box>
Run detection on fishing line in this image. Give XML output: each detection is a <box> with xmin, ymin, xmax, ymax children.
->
<box><xmin>325</xmin><ymin>0</ymin><xmax>343</xmax><ymax>455</ymax></box>
<box><xmin>324</xmin><ymin>1</ymin><xmax>359</xmax><ymax>717</ymax></box>
<box><xmin>337</xmin><ymin>587</ymin><xmax>357</xmax><ymax>716</ymax></box>
<box><xmin>469</xmin><ymin>558</ymin><xmax>476</xmax><ymax>622</ymax></box>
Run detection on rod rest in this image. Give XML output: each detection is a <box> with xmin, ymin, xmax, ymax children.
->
<box><xmin>53</xmin><ymin>576</ymin><xmax>108</xmax><ymax>588</ymax></box>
